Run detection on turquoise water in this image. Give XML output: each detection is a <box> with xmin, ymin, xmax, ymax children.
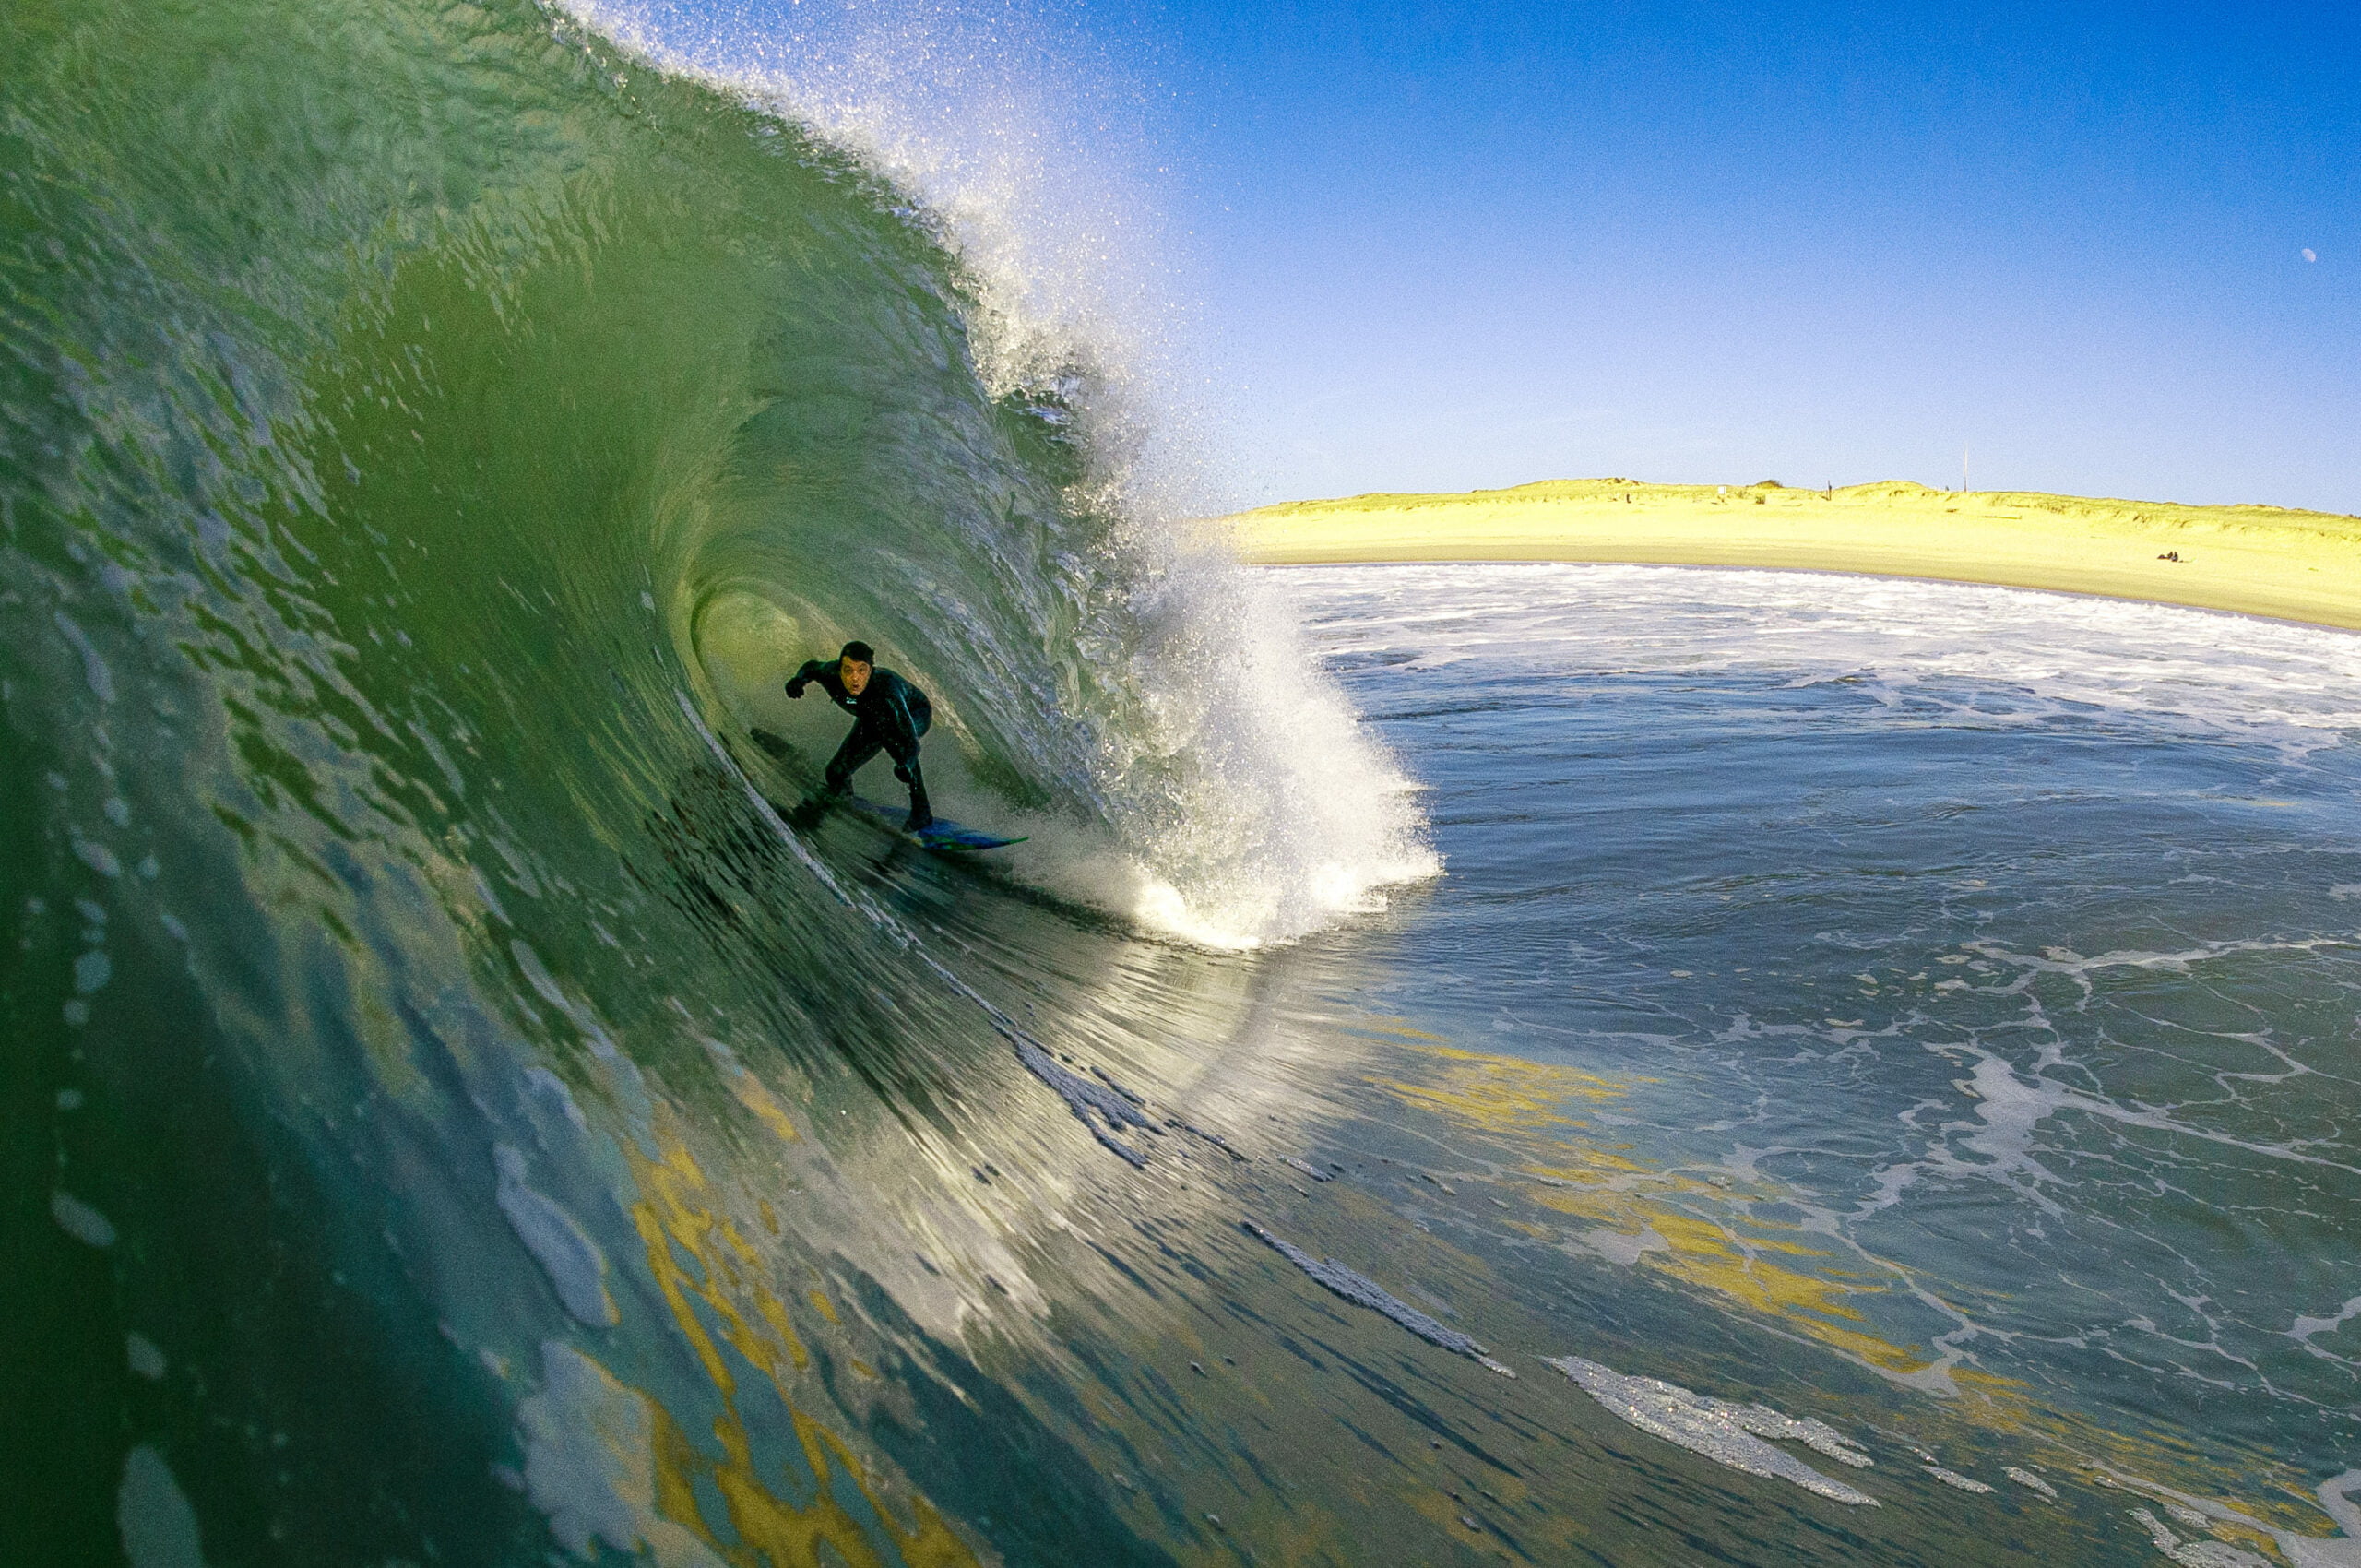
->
<box><xmin>7</xmin><ymin>0</ymin><xmax>2361</xmax><ymax>1560</ymax></box>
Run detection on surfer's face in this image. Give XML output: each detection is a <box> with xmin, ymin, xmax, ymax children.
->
<box><xmin>839</xmin><ymin>658</ymin><xmax>871</xmax><ymax>696</ymax></box>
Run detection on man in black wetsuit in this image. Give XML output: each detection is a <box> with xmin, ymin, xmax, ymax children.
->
<box><xmin>786</xmin><ymin>640</ymin><xmax>934</xmax><ymax>830</ymax></box>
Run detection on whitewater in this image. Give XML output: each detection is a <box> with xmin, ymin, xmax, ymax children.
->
<box><xmin>7</xmin><ymin>0</ymin><xmax>2361</xmax><ymax>1563</ymax></box>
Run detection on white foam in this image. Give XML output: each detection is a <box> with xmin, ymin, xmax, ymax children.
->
<box><xmin>493</xmin><ymin>1146</ymin><xmax>618</xmax><ymax>1328</ymax></box>
<box><xmin>1544</xmin><ymin>1355</ymin><xmax>1879</xmax><ymax>1505</ymax></box>
<box><xmin>1916</xmin><ymin>1043</ymin><xmax>2361</xmax><ymax>1220</ymax></box>
<box><xmin>53</xmin><ymin>1190</ymin><xmax>117</xmax><ymax>1248</ymax></box>
<box><xmin>560</xmin><ymin>0</ymin><xmax>1198</xmax><ymax>490</ymax></box>
<box><xmin>2130</xmin><ymin>1508</ymin><xmax>2272</xmax><ymax>1566</ymax></box>
<box><xmin>1279</xmin><ymin>563</ymin><xmax>2361</xmax><ymax>761</ymax></box>
<box><xmin>2092</xmin><ymin>1466</ymin><xmax>2361</xmax><ymax>1568</ymax></box>
<box><xmin>126</xmin><ymin>1333</ymin><xmax>168</xmax><ymax>1381</ymax></box>
<box><xmin>989</xmin><ymin>562</ymin><xmax>1441</xmax><ymax>945</ymax></box>
<box><xmin>117</xmin><ymin>1446</ymin><xmax>206</xmax><ymax>1568</ymax></box>
<box><xmin>2286</xmin><ymin>1473</ymin><xmax>2361</xmax><ymax>1567</ymax></box>
<box><xmin>2006</xmin><ymin>1466</ymin><xmax>2059</xmax><ymax>1499</ymax></box>
<box><xmin>1573</xmin><ymin>1225</ymin><xmax>1671</xmax><ymax>1265</ymax></box>
<box><xmin>54</xmin><ymin>610</ymin><xmax>116</xmax><ymax>703</ymax></box>
<box><xmin>1251</xmin><ymin>1222</ymin><xmax>1515</xmax><ymax>1376</ymax></box>
<box><xmin>2290</xmin><ymin>1296</ymin><xmax>2361</xmax><ymax>1366</ymax></box>
<box><xmin>516</xmin><ymin>1342</ymin><xmax>725</xmax><ymax>1568</ymax></box>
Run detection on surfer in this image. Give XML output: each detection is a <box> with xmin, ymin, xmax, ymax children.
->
<box><xmin>786</xmin><ymin>641</ymin><xmax>934</xmax><ymax>830</ymax></box>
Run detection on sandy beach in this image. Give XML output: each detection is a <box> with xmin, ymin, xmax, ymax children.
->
<box><xmin>1223</xmin><ymin>480</ymin><xmax>2361</xmax><ymax>631</ymax></box>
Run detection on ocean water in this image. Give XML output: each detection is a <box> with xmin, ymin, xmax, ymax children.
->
<box><xmin>8</xmin><ymin>0</ymin><xmax>2361</xmax><ymax>1562</ymax></box>
<box><xmin>1278</xmin><ymin>564</ymin><xmax>2361</xmax><ymax>1564</ymax></box>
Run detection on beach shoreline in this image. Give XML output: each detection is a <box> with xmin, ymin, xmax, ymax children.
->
<box><xmin>1220</xmin><ymin>479</ymin><xmax>2361</xmax><ymax>632</ymax></box>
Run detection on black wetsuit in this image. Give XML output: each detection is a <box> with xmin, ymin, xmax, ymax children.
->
<box><xmin>787</xmin><ymin>659</ymin><xmax>934</xmax><ymax>827</ymax></box>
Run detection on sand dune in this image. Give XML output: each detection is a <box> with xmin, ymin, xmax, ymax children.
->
<box><xmin>1222</xmin><ymin>479</ymin><xmax>2361</xmax><ymax>630</ymax></box>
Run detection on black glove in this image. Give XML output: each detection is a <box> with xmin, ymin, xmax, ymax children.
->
<box><xmin>891</xmin><ymin>762</ymin><xmax>914</xmax><ymax>784</ymax></box>
<box><xmin>786</xmin><ymin>675</ymin><xmax>807</xmax><ymax>698</ymax></box>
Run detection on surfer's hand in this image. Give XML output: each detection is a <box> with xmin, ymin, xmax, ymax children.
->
<box><xmin>892</xmin><ymin>763</ymin><xmax>913</xmax><ymax>784</ymax></box>
<box><xmin>786</xmin><ymin>676</ymin><xmax>806</xmax><ymax>698</ymax></box>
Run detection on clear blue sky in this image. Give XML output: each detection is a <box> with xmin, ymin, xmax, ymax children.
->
<box><xmin>1133</xmin><ymin>0</ymin><xmax>2359</xmax><ymax>511</ymax></box>
<box><xmin>624</xmin><ymin>0</ymin><xmax>2361</xmax><ymax>513</ymax></box>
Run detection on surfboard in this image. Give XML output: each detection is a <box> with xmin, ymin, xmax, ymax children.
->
<box><xmin>842</xmin><ymin>794</ymin><xmax>1026</xmax><ymax>853</ymax></box>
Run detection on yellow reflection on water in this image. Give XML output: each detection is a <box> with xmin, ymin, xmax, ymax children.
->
<box><xmin>618</xmin><ymin>1123</ymin><xmax>979</xmax><ymax>1568</ymax></box>
<box><xmin>1371</xmin><ymin>1044</ymin><xmax>1625</xmax><ymax>1132</ymax></box>
<box><xmin>1369</xmin><ymin>1039</ymin><xmax>2360</xmax><ymax>1543</ymax></box>
<box><xmin>1380</xmin><ymin>1042</ymin><xmax>1941</xmax><ymax>1379</ymax></box>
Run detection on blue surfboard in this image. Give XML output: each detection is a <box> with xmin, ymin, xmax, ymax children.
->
<box><xmin>842</xmin><ymin>794</ymin><xmax>1026</xmax><ymax>853</ymax></box>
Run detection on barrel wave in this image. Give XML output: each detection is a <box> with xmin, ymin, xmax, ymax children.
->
<box><xmin>1</xmin><ymin>0</ymin><xmax>1427</xmax><ymax>1559</ymax></box>
<box><xmin>18</xmin><ymin>0</ymin><xmax>2361</xmax><ymax>1564</ymax></box>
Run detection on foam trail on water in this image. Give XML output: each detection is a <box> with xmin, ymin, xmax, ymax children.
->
<box><xmin>1246</xmin><ymin>1222</ymin><xmax>1516</xmax><ymax>1377</ymax></box>
<box><xmin>1544</xmin><ymin>1356</ymin><xmax>1879</xmax><ymax>1506</ymax></box>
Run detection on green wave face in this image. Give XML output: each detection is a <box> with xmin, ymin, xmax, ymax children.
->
<box><xmin>5</xmin><ymin>0</ymin><xmax>1358</xmax><ymax>1558</ymax></box>
<box><xmin>9</xmin><ymin>0</ymin><xmax>1209</xmax><ymax>836</ymax></box>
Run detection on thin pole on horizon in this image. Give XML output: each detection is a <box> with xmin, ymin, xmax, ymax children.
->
<box><xmin>1963</xmin><ymin>445</ymin><xmax>1971</xmax><ymax>493</ymax></box>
